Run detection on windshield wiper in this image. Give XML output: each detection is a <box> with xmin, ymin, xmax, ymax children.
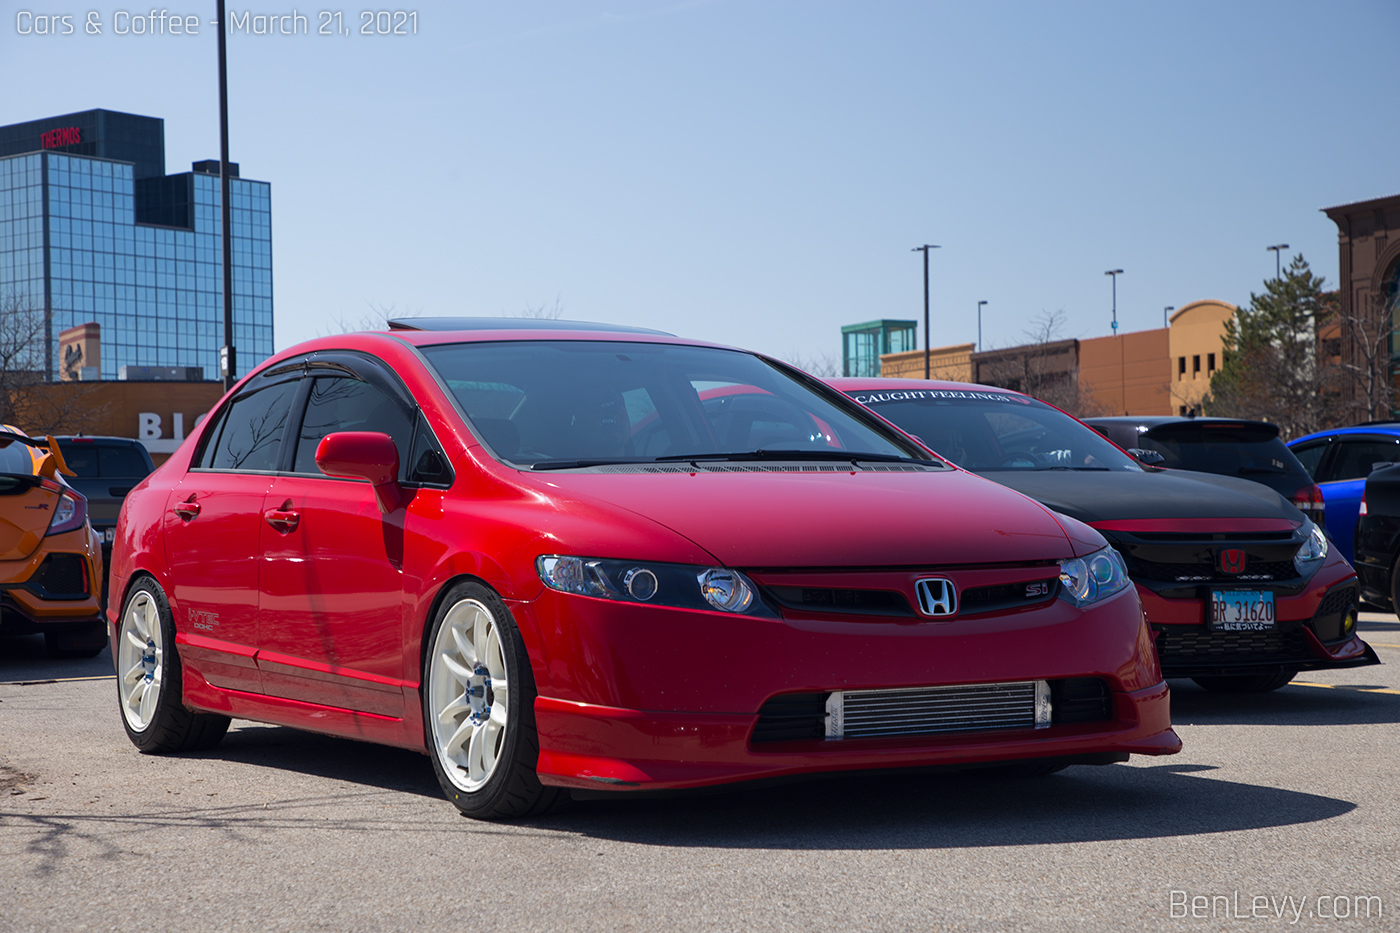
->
<box><xmin>1029</xmin><ymin>466</ymin><xmax>1111</xmax><ymax>471</ymax></box>
<box><xmin>529</xmin><ymin>458</ymin><xmax>655</xmax><ymax>471</ymax></box>
<box><xmin>653</xmin><ymin>449</ymin><xmax>928</xmax><ymax>464</ymax></box>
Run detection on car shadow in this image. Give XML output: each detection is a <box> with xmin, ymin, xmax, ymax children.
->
<box><xmin>200</xmin><ymin>722</ymin><xmax>444</xmax><ymax>799</ymax></box>
<box><xmin>1358</xmin><ymin>617</ymin><xmax>1399</xmax><ymax>632</ymax></box>
<box><xmin>1166</xmin><ymin>677</ymin><xmax>1400</xmax><ymax>726</ymax></box>
<box><xmin>0</xmin><ymin>634</ymin><xmax>112</xmax><ymax>683</ymax></box>
<box><xmin>530</xmin><ymin>761</ymin><xmax>1354</xmax><ymax>849</ymax></box>
<box><xmin>185</xmin><ymin>724</ymin><xmax>1355</xmax><ymax>849</ymax></box>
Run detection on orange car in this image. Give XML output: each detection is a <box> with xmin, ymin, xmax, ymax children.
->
<box><xmin>0</xmin><ymin>427</ymin><xmax>105</xmax><ymax>658</ymax></box>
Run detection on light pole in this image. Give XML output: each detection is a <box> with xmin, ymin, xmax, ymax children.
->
<box><xmin>1267</xmin><ymin>243</ymin><xmax>1289</xmax><ymax>281</ymax></box>
<box><xmin>977</xmin><ymin>300</ymin><xmax>988</xmax><ymax>350</ymax></box>
<box><xmin>1105</xmin><ymin>269</ymin><xmax>1124</xmax><ymax>335</ymax></box>
<box><xmin>216</xmin><ymin>0</ymin><xmax>236</xmax><ymax>391</ymax></box>
<box><xmin>912</xmin><ymin>244</ymin><xmax>940</xmax><ymax>379</ymax></box>
<box><xmin>1105</xmin><ymin>269</ymin><xmax>1125</xmax><ymax>414</ymax></box>
<box><xmin>1164</xmin><ymin>305</ymin><xmax>1174</xmax><ymax>329</ymax></box>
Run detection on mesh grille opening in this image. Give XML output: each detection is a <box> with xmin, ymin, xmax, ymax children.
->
<box><xmin>31</xmin><ymin>554</ymin><xmax>88</xmax><ymax>598</ymax></box>
<box><xmin>751</xmin><ymin>678</ymin><xmax>1110</xmax><ymax>744</ymax></box>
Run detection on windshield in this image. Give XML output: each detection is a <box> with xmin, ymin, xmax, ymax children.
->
<box><xmin>845</xmin><ymin>388</ymin><xmax>1142</xmax><ymax>472</ymax></box>
<box><xmin>422</xmin><ymin>341</ymin><xmax>928</xmax><ymax>468</ymax></box>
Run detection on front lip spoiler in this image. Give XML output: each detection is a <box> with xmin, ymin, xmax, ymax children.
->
<box><xmin>1157</xmin><ymin>632</ymin><xmax>1381</xmax><ymax>678</ymax></box>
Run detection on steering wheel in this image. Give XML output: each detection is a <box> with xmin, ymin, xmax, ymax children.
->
<box><xmin>996</xmin><ymin>453</ymin><xmax>1040</xmax><ymax>469</ymax></box>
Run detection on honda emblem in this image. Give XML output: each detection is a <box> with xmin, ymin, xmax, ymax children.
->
<box><xmin>915</xmin><ymin>578</ymin><xmax>958</xmax><ymax>617</ymax></box>
<box><xmin>1219</xmin><ymin>548</ymin><xmax>1247</xmax><ymax>574</ymax></box>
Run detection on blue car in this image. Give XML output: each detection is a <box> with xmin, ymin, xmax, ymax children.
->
<box><xmin>1288</xmin><ymin>424</ymin><xmax>1400</xmax><ymax>565</ymax></box>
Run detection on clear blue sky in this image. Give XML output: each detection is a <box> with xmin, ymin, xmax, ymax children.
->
<box><xmin>5</xmin><ymin>1</ymin><xmax>1398</xmax><ymax>367</ymax></box>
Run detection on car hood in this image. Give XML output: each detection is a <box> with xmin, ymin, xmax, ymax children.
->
<box><xmin>983</xmin><ymin>468</ymin><xmax>1304</xmax><ymax>525</ymax></box>
<box><xmin>519</xmin><ymin>467</ymin><xmax>1082</xmax><ymax>567</ymax></box>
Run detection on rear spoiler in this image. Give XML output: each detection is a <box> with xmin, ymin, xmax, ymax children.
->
<box><xmin>0</xmin><ymin>431</ymin><xmax>77</xmax><ymax>479</ymax></box>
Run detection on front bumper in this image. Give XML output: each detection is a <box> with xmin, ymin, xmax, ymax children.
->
<box><xmin>515</xmin><ymin>583</ymin><xmax>1180</xmax><ymax>791</ymax></box>
<box><xmin>1139</xmin><ymin>571</ymin><xmax>1380</xmax><ymax>677</ymax></box>
<box><xmin>533</xmin><ymin>681</ymin><xmax>1180</xmax><ymax>791</ymax></box>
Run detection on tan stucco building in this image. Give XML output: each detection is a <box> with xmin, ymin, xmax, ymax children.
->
<box><xmin>880</xmin><ymin>343</ymin><xmax>975</xmax><ymax>381</ymax></box>
<box><xmin>1166</xmin><ymin>300</ymin><xmax>1235</xmax><ymax>415</ymax></box>
<box><xmin>870</xmin><ymin>302</ymin><xmax>1235</xmax><ymax>418</ymax></box>
<box><xmin>1078</xmin><ymin>328</ymin><xmax>1172</xmax><ymax>416</ymax></box>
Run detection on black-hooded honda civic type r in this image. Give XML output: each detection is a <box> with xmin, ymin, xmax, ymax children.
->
<box><xmin>830</xmin><ymin>378</ymin><xmax>1379</xmax><ymax>693</ymax></box>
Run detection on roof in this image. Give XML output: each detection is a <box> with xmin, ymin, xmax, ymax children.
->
<box><xmin>387</xmin><ymin>317</ymin><xmax>672</xmax><ymax>336</ymax></box>
<box><xmin>826</xmin><ymin>376</ymin><xmax>1022</xmax><ymax>395</ymax></box>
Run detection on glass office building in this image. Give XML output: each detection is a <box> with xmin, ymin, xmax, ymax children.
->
<box><xmin>0</xmin><ymin>109</ymin><xmax>272</xmax><ymax>381</ymax></box>
<box><xmin>841</xmin><ymin>319</ymin><xmax>918</xmax><ymax>377</ymax></box>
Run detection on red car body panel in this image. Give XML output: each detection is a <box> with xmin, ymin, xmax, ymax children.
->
<box><xmin>109</xmin><ymin>330</ymin><xmax>1181</xmax><ymax>789</ymax></box>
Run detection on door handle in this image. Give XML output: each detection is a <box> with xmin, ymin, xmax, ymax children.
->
<box><xmin>264</xmin><ymin>501</ymin><xmax>300</xmax><ymax>534</ymax></box>
<box><xmin>171</xmin><ymin>497</ymin><xmax>200</xmax><ymax>520</ymax></box>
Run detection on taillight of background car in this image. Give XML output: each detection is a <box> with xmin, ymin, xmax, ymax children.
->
<box><xmin>1293</xmin><ymin>483</ymin><xmax>1326</xmax><ymax>523</ymax></box>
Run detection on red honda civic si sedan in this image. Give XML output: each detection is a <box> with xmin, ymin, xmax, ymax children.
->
<box><xmin>109</xmin><ymin>319</ymin><xmax>1179</xmax><ymax>819</ymax></box>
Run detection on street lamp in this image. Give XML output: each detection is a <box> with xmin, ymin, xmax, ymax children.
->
<box><xmin>1164</xmin><ymin>305</ymin><xmax>1174</xmax><ymax>329</ymax></box>
<box><xmin>912</xmin><ymin>244</ymin><xmax>940</xmax><ymax>379</ymax></box>
<box><xmin>977</xmin><ymin>300</ymin><xmax>988</xmax><ymax>350</ymax></box>
<box><xmin>1105</xmin><ymin>269</ymin><xmax>1124</xmax><ymax>335</ymax></box>
<box><xmin>216</xmin><ymin>0</ymin><xmax>236</xmax><ymax>391</ymax></box>
<box><xmin>1267</xmin><ymin>243</ymin><xmax>1289</xmax><ymax>281</ymax></box>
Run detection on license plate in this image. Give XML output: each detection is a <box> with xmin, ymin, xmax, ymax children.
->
<box><xmin>102</xmin><ymin>528</ymin><xmax>116</xmax><ymax>544</ymax></box>
<box><xmin>1211</xmin><ymin>590</ymin><xmax>1275</xmax><ymax>630</ymax></box>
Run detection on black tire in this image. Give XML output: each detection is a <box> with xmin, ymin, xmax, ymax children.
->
<box><xmin>44</xmin><ymin>624</ymin><xmax>107</xmax><ymax>659</ymax></box>
<box><xmin>1389</xmin><ymin>551</ymin><xmax>1400</xmax><ymax>617</ymax></box>
<box><xmin>422</xmin><ymin>580</ymin><xmax>564</xmax><ymax>820</ymax></box>
<box><xmin>115</xmin><ymin>577</ymin><xmax>230</xmax><ymax>753</ymax></box>
<box><xmin>1191</xmin><ymin>670</ymin><xmax>1298</xmax><ymax>694</ymax></box>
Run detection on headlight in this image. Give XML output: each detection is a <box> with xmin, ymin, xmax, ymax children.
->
<box><xmin>1058</xmin><ymin>545</ymin><xmax>1132</xmax><ymax>608</ymax></box>
<box><xmin>1293</xmin><ymin>520</ymin><xmax>1328</xmax><ymax>574</ymax></box>
<box><xmin>537</xmin><ymin>556</ymin><xmax>772</xmax><ymax>616</ymax></box>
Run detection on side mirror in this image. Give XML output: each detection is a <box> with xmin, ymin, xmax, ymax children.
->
<box><xmin>315</xmin><ymin>431</ymin><xmax>404</xmax><ymax>513</ymax></box>
<box><xmin>1128</xmin><ymin>448</ymin><xmax>1166</xmax><ymax>466</ymax></box>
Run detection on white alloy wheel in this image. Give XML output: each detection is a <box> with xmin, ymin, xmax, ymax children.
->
<box><xmin>118</xmin><ymin>589</ymin><xmax>164</xmax><ymax>732</ymax></box>
<box><xmin>429</xmin><ymin>598</ymin><xmax>510</xmax><ymax>793</ymax></box>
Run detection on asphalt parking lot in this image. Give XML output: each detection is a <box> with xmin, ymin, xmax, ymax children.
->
<box><xmin>2</xmin><ymin>617</ymin><xmax>1396</xmax><ymax>933</ymax></box>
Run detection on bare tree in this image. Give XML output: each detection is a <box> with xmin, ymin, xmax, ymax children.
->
<box><xmin>0</xmin><ymin>291</ymin><xmax>106</xmax><ymax>434</ymax></box>
<box><xmin>1333</xmin><ymin>287</ymin><xmax>1396</xmax><ymax>422</ymax></box>
<box><xmin>514</xmin><ymin>296</ymin><xmax>565</xmax><ymax>320</ymax></box>
<box><xmin>977</xmin><ymin>310</ymin><xmax>1107</xmax><ymax>417</ymax></box>
<box><xmin>0</xmin><ymin>290</ymin><xmax>46</xmax><ymax>423</ymax></box>
<box><xmin>778</xmin><ymin>350</ymin><xmax>841</xmax><ymax>377</ymax></box>
<box><xmin>317</xmin><ymin>302</ymin><xmax>395</xmax><ymax>336</ymax></box>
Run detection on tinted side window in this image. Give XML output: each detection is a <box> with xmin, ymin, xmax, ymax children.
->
<box><xmin>408</xmin><ymin>413</ymin><xmax>453</xmax><ymax>486</ymax></box>
<box><xmin>206</xmin><ymin>381</ymin><xmax>299</xmax><ymax>472</ymax></box>
<box><xmin>292</xmin><ymin>376</ymin><xmax>412</xmax><ymax>475</ymax></box>
<box><xmin>1291</xmin><ymin>442</ymin><xmax>1328</xmax><ymax>479</ymax></box>
<box><xmin>1326</xmin><ymin>438</ymin><xmax>1400</xmax><ymax>483</ymax></box>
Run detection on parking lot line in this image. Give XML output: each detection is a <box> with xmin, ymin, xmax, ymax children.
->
<box><xmin>1292</xmin><ymin>681</ymin><xmax>1400</xmax><ymax>695</ymax></box>
<box><xmin>0</xmin><ymin>674</ymin><xmax>117</xmax><ymax>686</ymax></box>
